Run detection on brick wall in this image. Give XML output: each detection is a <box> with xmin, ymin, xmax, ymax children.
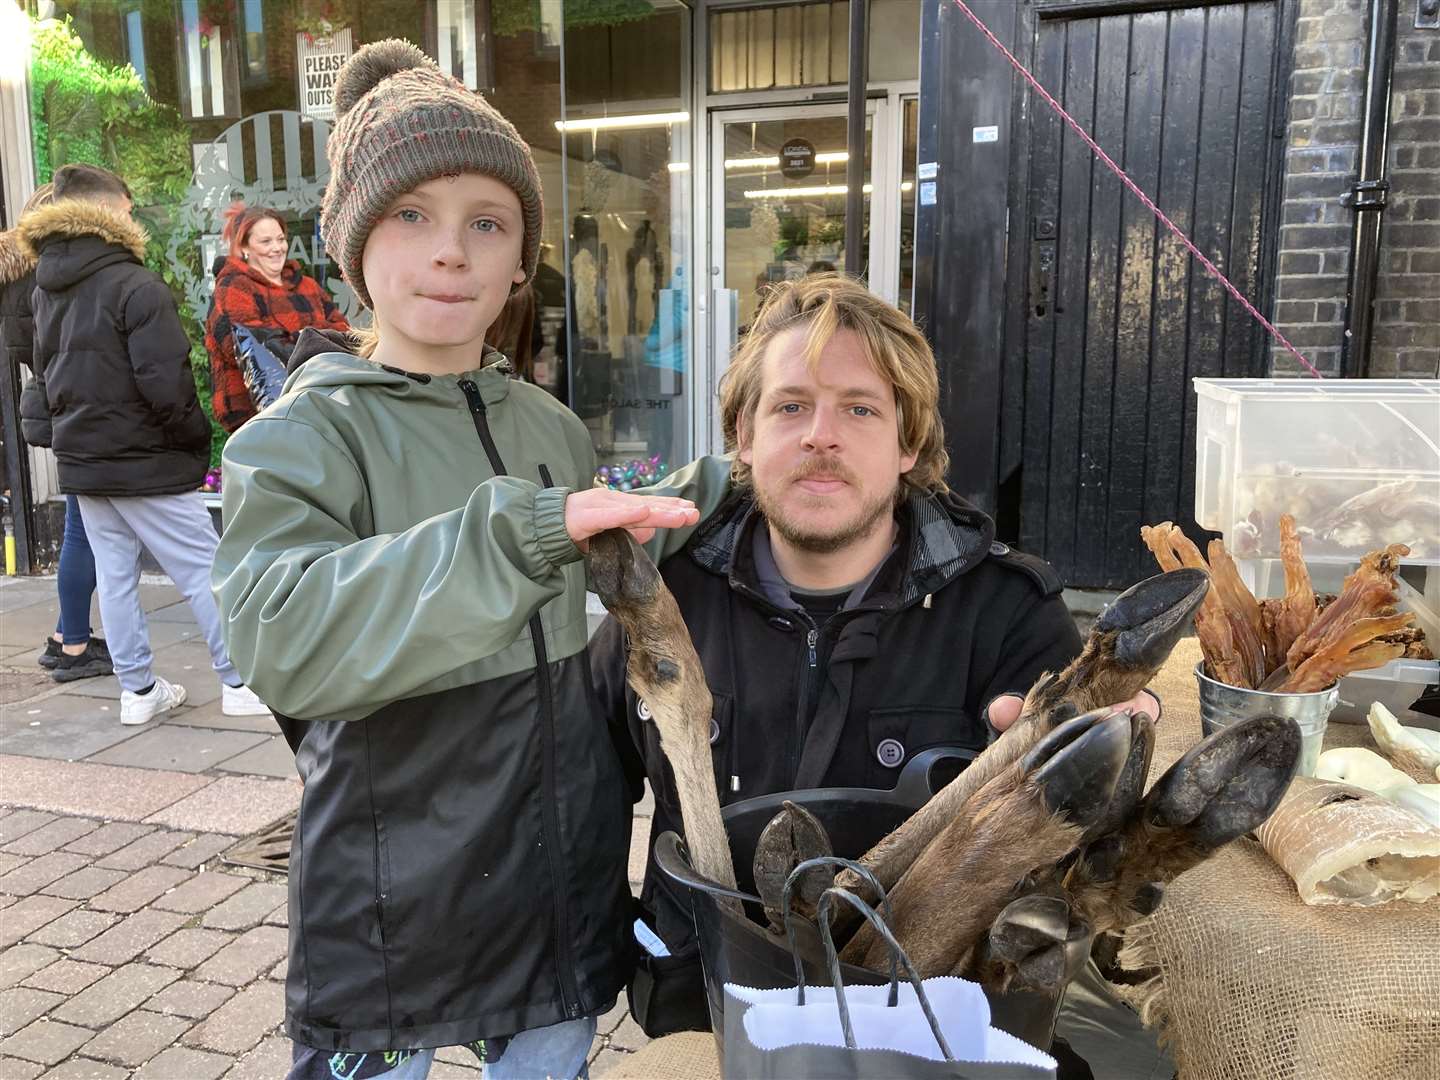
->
<box><xmin>1270</xmin><ymin>0</ymin><xmax>1440</xmax><ymax>378</ymax></box>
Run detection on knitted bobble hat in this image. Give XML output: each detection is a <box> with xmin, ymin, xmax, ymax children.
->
<box><xmin>319</xmin><ymin>39</ymin><xmax>543</xmax><ymax>309</ymax></box>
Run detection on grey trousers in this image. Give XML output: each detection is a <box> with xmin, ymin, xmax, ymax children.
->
<box><xmin>76</xmin><ymin>493</ymin><xmax>238</xmax><ymax>694</ymax></box>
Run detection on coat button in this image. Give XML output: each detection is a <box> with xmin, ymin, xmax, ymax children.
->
<box><xmin>876</xmin><ymin>738</ymin><xmax>905</xmax><ymax>768</ymax></box>
<box><xmin>710</xmin><ymin>719</ymin><xmax>721</xmax><ymax>744</ymax></box>
<box><xmin>768</xmin><ymin>616</ymin><xmax>794</xmax><ymax>631</ymax></box>
<box><xmin>637</xmin><ymin>699</ymin><xmax>652</xmax><ymax>722</ymax></box>
<box><xmin>990</xmin><ymin>541</ymin><xmax>1010</xmax><ymax>557</ymax></box>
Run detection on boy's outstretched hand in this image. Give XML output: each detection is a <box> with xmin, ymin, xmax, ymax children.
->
<box><xmin>565</xmin><ymin>488</ymin><xmax>700</xmax><ymax>549</ymax></box>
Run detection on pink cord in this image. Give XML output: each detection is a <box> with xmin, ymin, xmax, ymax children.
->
<box><xmin>949</xmin><ymin>0</ymin><xmax>1324</xmax><ymax>378</ymax></box>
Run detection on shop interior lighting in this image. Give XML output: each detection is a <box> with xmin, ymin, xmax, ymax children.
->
<box><xmin>555</xmin><ymin>111</ymin><xmax>690</xmax><ymax>132</ymax></box>
<box><xmin>742</xmin><ymin>181</ymin><xmax>913</xmax><ymax>199</ymax></box>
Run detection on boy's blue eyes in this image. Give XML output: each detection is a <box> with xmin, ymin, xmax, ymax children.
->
<box><xmin>777</xmin><ymin>403</ymin><xmax>876</xmax><ymax>417</ymax></box>
<box><xmin>393</xmin><ymin>209</ymin><xmax>501</xmax><ymax>231</ymax></box>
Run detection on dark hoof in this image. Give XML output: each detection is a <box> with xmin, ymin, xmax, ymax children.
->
<box><xmin>1098</xmin><ymin>568</ymin><xmax>1210</xmax><ymax>671</ymax></box>
<box><xmin>1131</xmin><ymin>881</ymin><xmax>1165</xmax><ymax>916</ymax></box>
<box><xmin>1023</xmin><ymin>710</ymin><xmax>1133</xmax><ymax>828</ymax></box>
<box><xmin>754</xmin><ymin>801</ymin><xmax>833</xmax><ymax>927</ymax></box>
<box><xmin>1145</xmin><ymin>715</ymin><xmax>1301</xmax><ymax>849</ymax></box>
<box><xmin>584</xmin><ymin>530</ymin><xmax>659</xmax><ymax>608</ymax></box>
<box><xmin>986</xmin><ymin>894</ymin><xmax>1093</xmax><ymax>993</ymax></box>
<box><xmin>1086</xmin><ymin>713</ymin><xmax>1156</xmax><ymax>841</ymax></box>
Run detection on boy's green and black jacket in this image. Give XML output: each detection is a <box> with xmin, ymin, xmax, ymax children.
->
<box><xmin>212</xmin><ymin>329</ymin><xmax>731</xmax><ymax>1053</ymax></box>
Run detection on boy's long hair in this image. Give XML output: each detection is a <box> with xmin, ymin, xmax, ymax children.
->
<box><xmin>719</xmin><ymin>273</ymin><xmax>950</xmax><ymax>496</ymax></box>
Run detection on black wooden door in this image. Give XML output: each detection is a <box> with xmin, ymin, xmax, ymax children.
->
<box><xmin>1000</xmin><ymin>0</ymin><xmax>1293</xmax><ymax>590</ymax></box>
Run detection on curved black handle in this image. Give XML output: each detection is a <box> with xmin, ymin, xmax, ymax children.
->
<box><xmin>652</xmin><ymin>830</ymin><xmax>760</xmax><ymax>906</ymax></box>
<box><xmin>816</xmin><ymin>887</ymin><xmax>955</xmax><ymax>1060</ymax></box>
<box><xmin>779</xmin><ymin>857</ymin><xmax>898</xmax><ymax>1008</ymax></box>
<box><xmin>892</xmin><ymin>745</ymin><xmax>980</xmax><ymax>806</ymax></box>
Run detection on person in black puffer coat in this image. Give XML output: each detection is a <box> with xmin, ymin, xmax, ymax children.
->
<box><xmin>0</xmin><ymin>182</ymin><xmax>110</xmax><ymax>681</ymax></box>
<box><xmin>21</xmin><ymin>163</ymin><xmax>268</xmax><ymax>726</ymax></box>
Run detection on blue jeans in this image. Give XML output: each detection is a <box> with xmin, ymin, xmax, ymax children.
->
<box><xmin>289</xmin><ymin>1016</ymin><xmax>597</xmax><ymax>1080</ymax></box>
<box><xmin>55</xmin><ymin>495</ymin><xmax>96</xmax><ymax>645</ymax></box>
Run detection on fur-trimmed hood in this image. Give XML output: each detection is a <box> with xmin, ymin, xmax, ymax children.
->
<box><xmin>20</xmin><ymin>200</ymin><xmax>148</xmax><ymax>293</ymax></box>
<box><xmin>0</xmin><ymin>227</ymin><xmax>35</xmax><ymax>286</ymax></box>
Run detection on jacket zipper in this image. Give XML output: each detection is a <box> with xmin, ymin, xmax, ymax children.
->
<box><xmin>459</xmin><ymin>379</ymin><xmax>581</xmax><ymax>1019</ymax></box>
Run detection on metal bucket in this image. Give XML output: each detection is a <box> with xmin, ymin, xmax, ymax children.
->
<box><xmin>653</xmin><ymin>747</ymin><xmax>1066</xmax><ymax>1065</ymax></box>
<box><xmin>1194</xmin><ymin>662</ymin><xmax>1338</xmax><ymax>776</ymax></box>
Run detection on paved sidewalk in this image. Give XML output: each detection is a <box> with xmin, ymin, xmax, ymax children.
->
<box><xmin>0</xmin><ymin>575</ymin><xmax>656</xmax><ymax>1077</ymax></box>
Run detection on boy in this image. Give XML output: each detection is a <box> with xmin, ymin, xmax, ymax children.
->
<box><xmin>22</xmin><ymin>163</ymin><xmax>267</xmax><ymax>724</ymax></box>
<box><xmin>211</xmin><ymin>40</ymin><xmax>731</xmax><ymax>1080</ymax></box>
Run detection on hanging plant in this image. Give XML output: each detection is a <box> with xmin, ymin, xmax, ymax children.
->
<box><xmin>295</xmin><ymin>0</ymin><xmax>357</xmax><ymax>44</ymax></box>
<box><xmin>196</xmin><ymin>0</ymin><xmax>235</xmax><ymax>41</ymax></box>
<box><xmin>491</xmin><ymin>0</ymin><xmax>655</xmax><ymax>38</ymax></box>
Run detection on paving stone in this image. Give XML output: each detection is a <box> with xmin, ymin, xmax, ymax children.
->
<box><xmin>36</xmin><ymin>1058</ymin><xmax>129</xmax><ymax>1080</ymax></box>
<box><xmin>0</xmin><ymin>852</ymin><xmax>27</xmax><ymax>877</ymax></box>
<box><xmin>0</xmin><ymin>1019</ymin><xmax>95</xmax><ymax>1066</ymax></box>
<box><xmin>1</xmin><ymin>819</ymin><xmax>99</xmax><ymax>857</ymax></box>
<box><xmin>0</xmin><ymin>852</ymin><xmax>89</xmax><ymax>897</ymax></box>
<box><xmin>223</xmin><ymin>1034</ymin><xmax>291</xmax><ymax>1080</ymax></box>
<box><xmin>146</xmin><ymin>928</ymin><xmax>234</xmax><ymax>970</ymax></box>
<box><xmin>51</xmin><ymin>963</ymin><xmax>178</xmax><ymax>1028</ymax></box>
<box><xmin>169</xmin><ymin>700</ymin><xmax>282</xmax><ymax>734</ymax></box>
<box><xmin>430</xmin><ymin>1060</ymin><xmax>483</xmax><ymax>1077</ymax></box>
<box><xmin>589</xmin><ymin>1047</ymin><xmax>635</xmax><ymax>1078</ymax></box>
<box><xmin>182</xmin><ymin>980</ymin><xmax>284</xmax><ymax>1055</ymax></box>
<box><xmin>130</xmin><ymin>1046</ymin><xmax>230</xmax><ymax>1080</ymax></box>
<box><xmin>96</xmin><ymin>830</ymin><xmax>193</xmax><ymax>871</ymax></box>
<box><xmin>64</xmin><ymin>822</ymin><xmax>156</xmax><ymax>857</ymax></box>
<box><xmin>203</xmin><ymin>882</ymin><xmax>287</xmax><ymax>931</ymax></box>
<box><xmin>192</xmin><ymin>925</ymin><xmax>288</xmax><ymax>986</ymax></box>
<box><xmin>152</xmin><ymin>870</ymin><xmax>248</xmax><ymax>914</ymax></box>
<box><xmin>39</xmin><ymin>866</ymin><xmax>127</xmax><ymax>901</ymax></box>
<box><xmin>160</xmin><ymin>833</ymin><xmax>235</xmax><ymax>870</ymax></box>
<box><xmin>0</xmin><ymin>987</ymin><xmax>64</xmax><ymax>1037</ymax></box>
<box><xmin>0</xmin><ymin>892</ymin><xmax>16</xmax><ymax>910</ymax></box>
<box><xmin>0</xmin><ymin>944</ymin><xmax>60</xmax><ymax>990</ymax></box>
<box><xmin>0</xmin><ymin>811</ymin><xmax>57</xmax><ymax>846</ymax></box>
<box><xmin>435</xmin><ymin>1045</ymin><xmax>485</xmax><ymax>1068</ymax></box>
<box><xmin>596</xmin><ymin>998</ymin><xmax>628</xmax><ymax>1037</ymax></box>
<box><xmin>0</xmin><ymin>694</ymin><xmax>146</xmax><ymax>760</ymax></box>
<box><xmin>22</xmin><ymin>959</ymin><xmax>109</xmax><ymax>995</ymax></box>
<box><xmin>77</xmin><ymin>1009</ymin><xmax>192</xmax><ymax>1069</ymax></box>
<box><xmin>0</xmin><ymin>757</ymin><xmax>210</xmax><ymax>823</ymax></box>
<box><xmin>263</xmin><ymin>898</ymin><xmax>288</xmax><ymax>927</ymax></box>
<box><xmin>215</xmin><ymin>736</ymin><xmax>298</xmax><ymax>780</ymax></box>
<box><xmin>268</xmin><ymin>958</ymin><xmax>289</xmax><ymax>981</ymax></box>
<box><xmin>24</xmin><ymin>909</ymin><xmax>118</xmax><ymax>949</ymax></box>
<box><xmin>145</xmin><ymin>776</ymin><xmax>300</xmax><ymax>835</ymax></box>
<box><xmin>0</xmin><ymin>1055</ymin><xmax>43</xmax><ymax>1079</ymax></box>
<box><xmin>71</xmin><ymin>909</ymin><xmax>188</xmax><ymax>965</ymax></box>
<box><xmin>0</xmin><ymin>896</ymin><xmax>78</xmax><ymax>948</ymax></box>
<box><xmin>89</xmin><ymin>727</ymin><xmax>268</xmax><ymax>775</ymax></box>
<box><xmin>608</xmin><ymin>1012</ymin><xmax>647</xmax><ymax>1051</ymax></box>
<box><xmin>145</xmin><ymin>979</ymin><xmax>235</xmax><ymax>1020</ymax></box>
<box><xmin>87</xmin><ymin>865</ymin><xmax>190</xmax><ymax>913</ymax></box>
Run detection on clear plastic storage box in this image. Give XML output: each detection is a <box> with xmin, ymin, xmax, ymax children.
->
<box><xmin>1194</xmin><ymin>378</ymin><xmax>1440</xmax><ymax>565</ymax></box>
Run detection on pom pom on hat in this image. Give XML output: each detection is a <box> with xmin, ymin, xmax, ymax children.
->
<box><xmin>334</xmin><ymin>39</ymin><xmax>436</xmax><ymax>119</ymax></box>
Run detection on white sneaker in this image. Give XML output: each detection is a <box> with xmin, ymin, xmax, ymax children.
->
<box><xmin>120</xmin><ymin>676</ymin><xmax>188</xmax><ymax>726</ymax></box>
<box><xmin>222</xmin><ymin>683</ymin><xmax>272</xmax><ymax>717</ymax></box>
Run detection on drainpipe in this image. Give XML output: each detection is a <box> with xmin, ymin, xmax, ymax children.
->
<box><xmin>844</xmin><ymin>0</ymin><xmax>869</xmax><ymax>276</ymax></box>
<box><xmin>1340</xmin><ymin>0</ymin><xmax>1399</xmax><ymax>378</ymax></box>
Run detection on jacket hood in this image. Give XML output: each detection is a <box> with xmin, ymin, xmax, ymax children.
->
<box><xmin>21</xmin><ymin>201</ymin><xmax>148</xmax><ymax>292</ymax></box>
<box><xmin>690</xmin><ymin>488</ymin><xmax>995</xmax><ymax>607</ymax></box>
<box><xmin>282</xmin><ymin>326</ymin><xmax>513</xmax><ymax>405</ymax></box>
<box><xmin>0</xmin><ymin>227</ymin><xmax>35</xmax><ymax>286</ymax></box>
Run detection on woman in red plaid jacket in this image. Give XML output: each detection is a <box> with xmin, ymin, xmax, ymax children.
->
<box><xmin>204</xmin><ymin>203</ymin><xmax>351</xmax><ymax>432</ymax></box>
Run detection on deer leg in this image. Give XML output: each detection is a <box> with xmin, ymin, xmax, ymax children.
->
<box><xmin>836</xmin><ymin>568</ymin><xmax>1209</xmax><ymax>908</ymax></box>
<box><xmin>586</xmin><ymin>530</ymin><xmax>738</xmax><ymax>897</ymax></box>
<box><xmin>842</xmin><ymin>710</ymin><xmax>1133</xmax><ymax>977</ymax></box>
<box><xmin>1065</xmin><ymin>714</ymin><xmax>1302</xmax><ymax>936</ymax></box>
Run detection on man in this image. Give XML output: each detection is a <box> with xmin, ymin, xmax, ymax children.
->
<box><xmin>592</xmin><ymin>274</ymin><xmax>1165</xmax><ymax>1076</ymax></box>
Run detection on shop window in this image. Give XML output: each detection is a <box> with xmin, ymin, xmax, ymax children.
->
<box><xmin>426</xmin><ymin>0</ymin><xmax>494</xmax><ymax>93</ymax></box>
<box><xmin>240</xmin><ymin>0</ymin><xmax>268</xmax><ymax>82</ymax></box>
<box><xmin>175</xmin><ymin>0</ymin><xmax>241</xmax><ymax>118</ymax></box>
<box><xmin>121</xmin><ymin>5</ymin><xmax>149</xmax><ymax>92</ymax></box>
<box><xmin>562</xmin><ymin>0</ymin><xmax>693</xmax><ymax>485</ymax></box>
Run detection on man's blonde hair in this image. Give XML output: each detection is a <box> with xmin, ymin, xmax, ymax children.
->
<box><xmin>720</xmin><ymin>273</ymin><xmax>949</xmax><ymax>495</ymax></box>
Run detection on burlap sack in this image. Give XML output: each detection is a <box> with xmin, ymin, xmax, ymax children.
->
<box><xmin>1112</xmin><ymin>638</ymin><xmax>1440</xmax><ymax>1080</ymax></box>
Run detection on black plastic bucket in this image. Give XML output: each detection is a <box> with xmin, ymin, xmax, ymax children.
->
<box><xmin>654</xmin><ymin>747</ymin><xmax>1065</xmax><ymax>1063</ymax></box>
